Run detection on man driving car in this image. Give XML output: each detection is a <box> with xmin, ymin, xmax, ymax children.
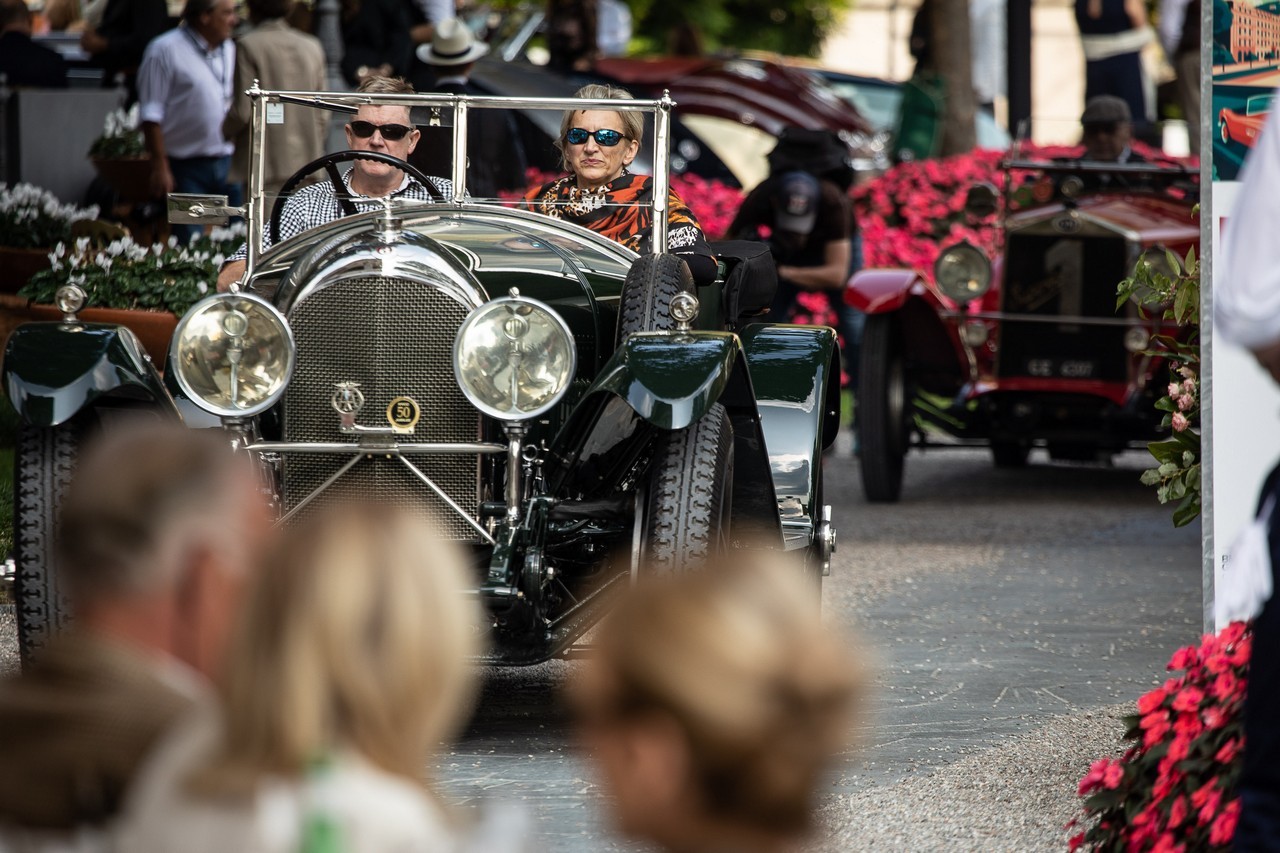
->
<box><xmin>1080</xmin><ymin>94</ymin><xmax>1144</xmax><ymax>163</ymax></box>
<box><xmin>217</xmin><ymin>75</ymin><xmax>452</xmax><ymax>291</ymax></box>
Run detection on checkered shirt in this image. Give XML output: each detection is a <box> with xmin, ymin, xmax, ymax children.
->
<box><xmin>228</xmin><ymin>169</ymin><xmax>453</xmax><ymax>262</ymax></box>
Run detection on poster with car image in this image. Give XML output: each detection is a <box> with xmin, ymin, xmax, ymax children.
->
<box><xmin>1212</xmin><ymin>0</ymin><xmax>1278</xmax><ymax>179</ymax></box>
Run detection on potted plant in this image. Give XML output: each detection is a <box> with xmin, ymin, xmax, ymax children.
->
<box><xmin>9</xmin><ymin>225</ymin><xmax>245</xmax><ymax>362</ymax></box>
<box><xmin>0</xmin><ymin>183</ymin><xmax>101</xmax><ymax>293</ymax></box>
<box><xmin>89</xmin><ymin>104</ymin><xmax>152</xmax><ymax>203</ymax></box>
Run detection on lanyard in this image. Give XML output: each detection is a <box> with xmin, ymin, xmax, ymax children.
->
<box><xmin>182</xmin><ymin>26</ymin><xmax>230</xmax><ymax>99</ymax></box>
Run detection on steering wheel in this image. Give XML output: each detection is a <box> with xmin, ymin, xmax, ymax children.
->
<box><xmin>269</xmin><ymin>150</ymin><xmax>447</xmax><ymax>245</ymax></box>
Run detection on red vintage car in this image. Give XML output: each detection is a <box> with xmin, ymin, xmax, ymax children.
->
<box><xmin>1219</xmin><ymin>93</ymin><xmax>1272</xmax><ymax>148</ymax></box>
<box><xmin>845</xmin><ymin>157</ymin><xmax>1199</xmax><ymax>502</ymax></box>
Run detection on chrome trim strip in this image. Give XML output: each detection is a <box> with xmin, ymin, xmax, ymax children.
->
<box><xmin>245</xmin><ymin>441</ymin><xmax>505</xmax><ymax>455</ymax></box>
<box><xmin>397</xmin><ymin>456</ymin><xmax>496</xmax><ymax>544</ymax></box>
<box><xmin>276</xmin><ymin>454</ymin><xmax>364</xmax><ymax>525</ymax></box>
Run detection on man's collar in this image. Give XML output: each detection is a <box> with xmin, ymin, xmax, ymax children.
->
<box><xmin>344</xmin><ymin>168</ymin><xmax>414</xmax><ymax>199</ymax></box>
<box><xmin>182</xmin><ymin>22</ymin><xmax>218</xmax><ymax>53</ymax></box>
<box><xmin>435</xmin><ymin>75</ymin><xmax>469</xmax><ymax>86</ymax></box>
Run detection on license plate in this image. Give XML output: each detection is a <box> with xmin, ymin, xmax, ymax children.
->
<box><xmin>1024</xmin><ymin>358</ymin><xmax>1097</xmax><ymax>379</ymax></box>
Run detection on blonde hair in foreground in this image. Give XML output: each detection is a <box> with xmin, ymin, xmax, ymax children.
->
<box><xmin>584</xmin><ymin>553</ymin><xmax>862</xmax><ymax>836</ymax></box>
<box><xmin>192</xmin><ymin>504</ymin><xmax>480</xmax><ymax>793</ymax></box>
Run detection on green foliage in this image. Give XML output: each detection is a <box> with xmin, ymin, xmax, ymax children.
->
<box><xmin>1117</xmin><ymin>222</ymin><xmax>1201</xmax><ymax>528</ymax></box>
<box><xmin>20</xmin><ymin>227</ymin><xmax>245</xmax><ymax>317</ymax></box>
<box><xmin>630</xmin><ymin>0</ymin><xmax>849</xmax><ymax>57</ymax></box>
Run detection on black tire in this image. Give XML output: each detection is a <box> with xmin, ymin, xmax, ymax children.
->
<box><xmin>644</xmin><ymin>403</ymin><xmax>733</xmax><ymax>573</ymax></box>
<box><xmin>617</xmin><ymin>253</ymin><xmax>693</xmax><ymax>343</ymax></box>
<box><xmin>991</xmin><ymin>440</ymin><xmax>1030</xmax><ymax>468</ymax></box>
<box><xmin>858</xmin><ymin>314</ymin><xmax>909</xmax><ymax>503</ymax></box>
<box><xmin>1220</xmin><ymin>118</ymin><xmax>1230</xmax><ymax>145</ymax></box>
<box><xmin>13</xmin><ymin>416</ymin><xmax>87</xmax><ymax>663</ymax></box>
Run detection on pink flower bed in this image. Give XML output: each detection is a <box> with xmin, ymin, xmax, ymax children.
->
<box><xmin>1069</xmin><ymin>622</ymin><xmax>1249</xmax><ymax>851</ymax></box>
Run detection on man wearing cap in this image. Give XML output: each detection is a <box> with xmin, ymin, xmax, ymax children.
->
<box><xmin>1216</xmin><ymin>84</ymin><xmax>1280</xmax><ymax>849</ymax></box>
<box><xmin>728</xmin><ymin>129</ymin><xmax>859</xmax><ymax>406</ymax></box>
<box><xmin>1080</xmin><ymin>94</ymin><xmax>1144</xmax><ymax>163</ymax></box>
<box><xmin>409</xmin><ymin>17</ymin><xmax>526</xmax><ymax>200</ymax></box>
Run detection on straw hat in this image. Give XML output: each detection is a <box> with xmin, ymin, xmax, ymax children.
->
<box><xmin>416</xmin><ymin>18</ymin><xmax>490</xmax><ymax>66</ymax></box>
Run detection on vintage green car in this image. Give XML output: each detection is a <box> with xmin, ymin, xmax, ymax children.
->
<box><xmin>4</xmin><ymin>88</ymin><xmax>839</xmax><ymax>664</ymax></box>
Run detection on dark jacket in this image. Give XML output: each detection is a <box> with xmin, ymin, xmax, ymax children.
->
<box><xmin>409</xmin><ymin>78</ymin><xmax>528</xmax><ymax>200</ymax></box>
<box><xmin>0</xmin><ymin>31</ymin><xmax>68</xmax><ymax>88</ymax></box>
<box><xmin>93</xmin><ymin>0</ymin><xmax>170</xmax><ymax>82</ymax></box>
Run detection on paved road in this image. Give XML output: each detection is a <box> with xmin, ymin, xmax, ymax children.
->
<box><xmin>0</xmin><ymin>442</ymin><xmax>1201</xmax><ymax>848</ymax></box>
<box><xmin>435</xmin><ymin>443</ymin><xmax>1203</xmax><ymax>850</ymax></box>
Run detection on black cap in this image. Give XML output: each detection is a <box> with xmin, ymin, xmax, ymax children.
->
<box><xmin>772</xmin><ymin>171</ymin><xmax>820</xmax><ymax>235</ymax></box>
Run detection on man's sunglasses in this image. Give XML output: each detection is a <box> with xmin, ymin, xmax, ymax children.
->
<box><xmin>349</xmin><ymin>120</ymin><xmax>414</xmax><ymax>141</ymax></box>
<box><xmin>565</xmin><ymin>128</ymin><xmax>628</xmax><ymax>147</ymax></box>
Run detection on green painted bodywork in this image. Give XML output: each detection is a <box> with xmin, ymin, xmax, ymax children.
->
<box><xmin>589</xmin><ymin>331</ymin><xmax>739</xmax><ymax>430</ymax></box>
<box><xmin>3</xmin><ymin>323</ymin><xmax>172</xmax><ymax>427</ymax></box>
<box><xmin>739</xmin><ymin>324</ymin><xmax>841</xmax><ymax>538</ymax></box>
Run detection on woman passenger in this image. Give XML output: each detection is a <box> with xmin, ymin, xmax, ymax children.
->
<box><xmin>117</xmin><ymin>504</ymin><xmax>480</xmax><ymax>852</ymax></box>
<box><xmin>566</xmin><ymin>553</ymin><xmax>863</xmax><ymax>853</ymax></box>
<box><xmin>521</xmin><ymin>83</ymin><xmax>719</xmax><ymax>285</ymax></box>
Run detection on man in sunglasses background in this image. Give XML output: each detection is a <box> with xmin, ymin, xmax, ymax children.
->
<box><xmin>218</xmin><ymin>75</ymin><xmax>452</xmax><ymax>291</ymax></box>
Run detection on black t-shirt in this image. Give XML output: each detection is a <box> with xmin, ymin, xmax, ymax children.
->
<box><xmin>728</xmin><ymin>175</ymin><xmax>852</xmax><ymax>268</ymax></box>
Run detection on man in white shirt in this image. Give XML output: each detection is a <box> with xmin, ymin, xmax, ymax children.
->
<box><xmin>1217</xmin><ymin>83</ymin><xmax>1280</xmax><ymax>848</ymax></box>
<box><xmin>136</xmin><ymin>0</ymin><xmax>239</xmax><ymax>243</ymax></box>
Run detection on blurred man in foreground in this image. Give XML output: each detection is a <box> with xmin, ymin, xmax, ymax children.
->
<box><xmin>0</xmin><ymin>425</ymin><xmax>267</xmax><ymax>841</ymax></box>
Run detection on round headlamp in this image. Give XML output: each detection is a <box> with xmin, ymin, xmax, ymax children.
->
<box><xmin>170</xmin><ymin>292</ymin><xmax>295</xmax><ymax>417</ymax></box>
<box><xmin>55</xmin><ymin>284</ymin><xmax>86</xmax><ymax>315</ymax></box>
<box><xmin>454</xmin><ymin>295</ymin><xmax>577</xmax><ymax>421</ymax></box>
<box><xmin>934</xmin><ymin>242</ymin><xmax>992</xmax><ymax>303</ymax></box>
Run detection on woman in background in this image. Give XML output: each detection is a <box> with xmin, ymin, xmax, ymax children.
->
<box><xmin>118</xmin><ymin>504</ymin><xmax>480</xmax><ymax>852</ymax></box>
<box><xmin>567</xmin><ymin>554</ymin><xmax>862</xmax><ymax>853</ymax></box>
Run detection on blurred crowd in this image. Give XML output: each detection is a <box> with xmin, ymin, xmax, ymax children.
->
<box><xmin>0</xmin><ymin>424</ymin><xmax>863</xmax><ymax>851</ymax></box>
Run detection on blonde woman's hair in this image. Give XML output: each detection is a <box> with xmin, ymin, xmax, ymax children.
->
<box><xmin>556</xmin><ymin>83</ymin><xmax>644</xmax><ymax>172</ymax></box>
<box><xmin>191</xmin><ymin>503</ymin><xmax>480</xmax><ymax>793</ymax></box>
<box><xmin>581</xmin><ymin>553</ymin><xmax>862</xmax><ymax>836</ymax></box>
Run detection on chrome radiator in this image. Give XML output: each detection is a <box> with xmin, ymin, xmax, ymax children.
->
<box><xmin>282</xmin><ymin>276</ymin><xmax>481</xmax><ymax>539</ymax></box>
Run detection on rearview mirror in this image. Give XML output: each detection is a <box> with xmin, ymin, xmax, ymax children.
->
<box><xmin>167</xmin><ymin>193</ymin><xmax>243</xmax><ymax>226</ymax></box>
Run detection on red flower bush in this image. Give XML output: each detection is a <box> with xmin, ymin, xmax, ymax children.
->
<box><xmin>851</xmin><ymin>140</ymin><xmax>1182</xmax><ymax>283</ymax></box>
<box><xmin>1068</xmin><ymin>622</ymin><xmax>1250</xmax><ymax>852</ymax></box>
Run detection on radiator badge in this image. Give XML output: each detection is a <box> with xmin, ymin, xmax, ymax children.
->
<box><xmin>386</xmin><ymin>396</ymin><xmax>421</xmax><ymax>432</ymax></box>
<box><xmin>331</xmin><ymin>382</ymin><xmax>364</xmax><ymax>428</ymax></box>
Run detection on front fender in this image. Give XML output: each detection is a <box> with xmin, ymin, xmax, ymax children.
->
<box><xmin>740</xmin><ymin>324</ymin><xmax>840</xmax><ymax>533</ymax></box>
<box><xmin>4</xmin><ymin>323</ymin><xmax>173</xmax><ymax>426</ymax></box>
<box><xmin>845</xmin><ymin>268</ymin><xmax>926</xmax><ymax>314</ymax></box>
<box><xmin>590</xmin><ymin>331</ymin><xmax>739</xmax><ymax>430</ymax></box>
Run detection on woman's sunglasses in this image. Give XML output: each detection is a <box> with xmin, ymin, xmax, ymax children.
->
<box><xmin>565</xmin><ymin>128</ymin><xmax>628</xmax><ymax>147</ymax></box>
<box><xmin>349</xmin><ymin>120</ymin><xmax>414</xmax><ymax>141</ymax></box>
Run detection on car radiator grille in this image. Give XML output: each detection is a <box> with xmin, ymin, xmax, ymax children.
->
<box><xmin>282</xmin><ymin>276</ymin><xmax>481</xmax><ymax>539</ymax></box>
<box><xmin>997</xmin><ymin>233</ymin><xmax>1128</xmax><ymax>382</ymax></box>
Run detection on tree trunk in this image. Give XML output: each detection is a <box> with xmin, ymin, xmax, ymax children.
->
<box><xmin>931</xmin><ymin>0</ymin><xmax>977</xmax><ymax>155</ymax></box>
